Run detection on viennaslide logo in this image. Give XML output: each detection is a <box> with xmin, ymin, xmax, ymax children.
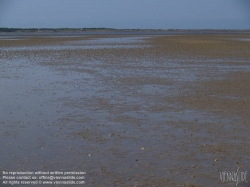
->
<box><xmin>219</xmin><ymin>167</ymin><xmax>248</xmax><ymax>186</ymax></box>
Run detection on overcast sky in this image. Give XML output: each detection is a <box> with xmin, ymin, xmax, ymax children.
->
<box><xmin>0</xmin><ymin>0</ymin><xmax>249</xmax><ymax>29</ymax></box>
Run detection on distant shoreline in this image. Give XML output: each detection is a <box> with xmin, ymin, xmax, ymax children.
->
<box><xmin>1</xmin><ymin>28</ymin><xmax>250</xmax><ymax>36</ymax></box>
<box><xmin>1</xmin><ymin>28</ymin><xmax>250</xmax><ymax>32</ymax></box>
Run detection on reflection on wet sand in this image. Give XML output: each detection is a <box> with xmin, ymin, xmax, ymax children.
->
<box><xmin>0</xmin><ymin>34</ymin><xmax>250</xmax><ymax>186</ymax></box>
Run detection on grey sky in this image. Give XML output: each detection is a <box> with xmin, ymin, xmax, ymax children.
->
<box><xmin>0</xmin><ymin>0</ymin><xmax>249</xmax><ymax>29</ymax></box>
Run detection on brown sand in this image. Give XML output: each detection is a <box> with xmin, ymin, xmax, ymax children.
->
<box><xmin>0</xmin><ymin>34</ymin><xmax>250</xmax><ymax>186</ymax></box>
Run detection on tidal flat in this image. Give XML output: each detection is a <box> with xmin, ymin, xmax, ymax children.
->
<box><xmin>0</xmin><ymin>33</ymin><xmax>250</xmax><ymax>186</ymax></box>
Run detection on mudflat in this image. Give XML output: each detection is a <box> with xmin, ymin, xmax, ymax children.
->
<box><xmin>0</xmin><ymin>33</ymin><xmax>250</xmax><ymax>186</ymax></box>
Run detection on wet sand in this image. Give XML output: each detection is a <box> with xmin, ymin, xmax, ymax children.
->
<box><xmin>0</xmin><ymin>34</ymin><xmax>250</xmax><ymax>186</ymax></box>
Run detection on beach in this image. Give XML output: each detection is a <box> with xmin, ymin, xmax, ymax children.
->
<box><xmin>0</xmin><ymin>33</ymin><xmax>250</xmax><ymax>186</ymax></box>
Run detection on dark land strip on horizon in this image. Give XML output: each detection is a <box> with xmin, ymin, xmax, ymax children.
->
<box><xmin>1</xmin><ymin>27</ymin><xmax>250</xmax><ymax>37</ymax></box>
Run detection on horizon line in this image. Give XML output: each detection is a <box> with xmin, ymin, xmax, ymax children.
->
<box><xmin>1</xmin><ymin>27</ymin><xmax>250</xmax><ymax>31</ymax></box>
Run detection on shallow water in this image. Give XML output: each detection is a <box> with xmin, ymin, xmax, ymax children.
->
<box><xmin>0</xmin><ymin>36</ymin><xmax>151</xmax><ymax>53</ymax></box>
<box><xmin>234</xmin><ymin>38</ymin><xmax>250</xmax><ymax>41</ymax></box>
<box><xmin>0</xmin><ymin>35</ymin><xmax>250</xmax><ymax>187</ymax></box>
